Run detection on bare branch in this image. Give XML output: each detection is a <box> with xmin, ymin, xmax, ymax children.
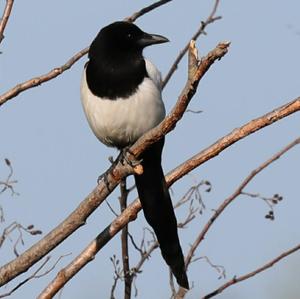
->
<box><xmin>109</xmin><ymin>255</ymin><xmax>122</xmax><ymax>299</ymax></box>
<box><xmin>162</xmin><ymin>0</ymin><xmax>222</xmax><ymax>88</ymax></box>
<box><xmin>0</xmin><ymin>222</ymin><xmax>42</xmax><ymax>254</ymax></box>
<box><xmin>0</xmin><ymin>41</ymin><xmax>229</xmax><ymax>289</ymax></box>
<box><xmin>0</xmin><ymin>47</ymin><xmax>89</xmax><ymax>106</ymax></box>
<box><xmin>128</xmin><ymin>179</ymin><xmax>210</xmax><ymax>283</ymax></box>
<box><xmin>119</xmin><ymin>179</ymin><xmax>132</xmax><ymax>299</ymax></box>
<box><xmin>127</xmin><ymin>232</ymin><xmax>144</xmax><ymax>256</ymax></box>
<box><xmin>35</xmin><ymin>42</ymin><xmax>229</xmax><ymax>299</ymax></box>
<box><xmin>42</xmin><ymin>132</ymin><xmax>299</xmax><ymax>297</ymax></box>
<box><xmin>132</xmin><ymin>242</ymin><xmax>159</xmax><ymax>277</ymax></box>
<box><xmin>6</xmin><ymin>92</ymin><xmax>300</xmax><ymax>294</ymax></box>
<box><xmin>36</xmin><ymin>135</ymin><xmax>299</xmax><ymax>299</ymax></box>
<box><xmin>131</xmin><ymin>41</ymin><xmax>230</xmax><ymax>158</ymax></box>
<box><xmin>184</xmin><ymin>137</ymin><xmax>300</xmax><ymax>269</ymax></box>
<box><xmin>171</xmin><ymin>138</ymin><xmax>300</xmax><ymax>297</ymax></box>
<box><xmin>192</xmin><ymin>256</ymin><xmax>226</xmax><ymax>280</ymax></box>
<box><xmin>167</xmin><ymin>99</ymin><xmax>300</xmax><ymax>186</ymax></box>
<box><xmin>2</xmin><ymin>90</ymin><xmax>299</xmax><ymax>291</ymax></box>
<box><xmin>0</xmin><ymin>254</ymin><xmax>69</xmax><ymax>298</ymax></box>
<box><xmin>0</xmin><ymin>258</ymin><xmax>50</xmax><ymax>299</ymax></box>
<box><xmin>0</xmin><ymin>0</ymin><xmax>173</xmax><ymax>107</ymax></box>
<box><xmin>124</xmin><ymin>0</ymin><xmax>173</xmax><ymax>23</ymax></box>
<box><xmin>202</xmin><ymin>243</ymin><xmax>300</xmax><ymax>299</ymax></box>
<box><xmin>0</xmin><ymin>0</ymin><xmax>14</xmax><ymax>44</ymax></box>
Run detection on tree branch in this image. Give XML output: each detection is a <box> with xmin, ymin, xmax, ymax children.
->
<box><xmin>202</xmin><ymin>243</ymin><xmax>300</xmax><ymax>299</ymax></box>
<box><xmin>34</xmin><ymin>42</ymin><xmax>229</xmax><ymax>299</ymax></box>
<box><xmin>0</xmin><ymin>0</ymin><xmax>14</xmax><ymax>44</ymax></box>
<box><xmin>184</xmin><ymin>137</ymin><xmax>300</xmax><ymax>269</ymax></box>
<box><xmin>0</xmin><ymin>0</ymin><xmax>174</xmax><ymax>107</ymax></box>
<box><xmin>0</xmin><ymin>47</ymin><xmax>89</xmax><ymax>106</ymax></box>
<box><xmin>0</xmin><ymin>254</ymin><xmax>69</xmax><ymax>298</ymax></box>
<box><xmin>162</xmin><ymin>0</ymin><xmax>222</xmax><ymax>88</ymax></box>
<box><xmin>0</xmin><ymin>1</ymin><xmax>208</xmax><ymax>107</ymax></box>
<box><xmin>0</xmin><ymin>41</ymin><xmax>229</xmax><ymax>288</ymax></box>
<box><xmin>119</xmin><ymin>179</ymin><xmax>132</xmax><ymax>299</ymax></box>
<box><xmin>171</xmin><ymin>137</ymin><xmax>300</xmax><ymax>297</ymax></box>
<box><xmin>131</xmin><ymin>41</ymin><xmax>230</xmax><ymax>158</ymax></box>
<box><xmin>37</xmin><ymin>113</ymin><xmax>299</xmax><ymax>298</ymax></box>
<box><xmin>167</xmin><ymin>98</ymin><xmax>300</xmax><ymax>186</ymax></box>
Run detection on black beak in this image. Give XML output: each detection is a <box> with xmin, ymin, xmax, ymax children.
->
<box><xmin>137</xmin><ymin>32</ymin><xmax>169</xmax><ymax>48</ymax></box>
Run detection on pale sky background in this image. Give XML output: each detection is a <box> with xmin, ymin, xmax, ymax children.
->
<box><xmin>1</xmin><ymin>1</ymin><xmax>300</xmax><ymax>298</ymax></box>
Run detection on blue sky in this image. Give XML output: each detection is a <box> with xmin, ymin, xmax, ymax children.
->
<box><xmin>1</xmin><ymin>1</ymin><xmax>300</xmax><ymax>298</ymax></box>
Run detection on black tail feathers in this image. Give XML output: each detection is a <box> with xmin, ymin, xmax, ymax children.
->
<box><xmin>134</xmin><ymin>139</ymin><xmax>189</xmax><ymax>289</ymax></box>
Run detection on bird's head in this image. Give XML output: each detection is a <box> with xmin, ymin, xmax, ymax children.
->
<box><xmin>89</xmin><ymin>21</ymin><xmax>169</xmax><ymax>59</ymax></box>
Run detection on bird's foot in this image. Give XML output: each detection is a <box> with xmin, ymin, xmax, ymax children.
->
<box><xmin>119</xmin><ymin>146</ymin><xmax>142</xmax><ymax>168</ymax></box>
<box><xmin>97</xmin><ymin>155</ymin><xmax>119</xmax><ymax>189</ymax></box>
<box><xmin>97</xmin><ymin>171</ymin><xmax>110</xmax><ymax>189</ymax></box>
<box><xmin>97</xmin><ymin>148</ymin><xmax>142</xmax><ymax>189</ymax></box>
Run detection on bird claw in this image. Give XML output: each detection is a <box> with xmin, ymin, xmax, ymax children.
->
<box><xmin>119</xmin><ymin>147</ymin><xmax>142</xmax><ymax>168</ymax></box>
<box><xmin>97</xmin><ymin>171</ymin><xmax>111</xmax><ymax>191</ymax></box>
<box><xmin>97</xmin><ymin>147</ymin><xmax>142</xmax><ymax>190</ymax></box>
<box><xmin>97</xmin><ymin>155</ymin><xmax>118</xmax><ymax>190</ymax></box>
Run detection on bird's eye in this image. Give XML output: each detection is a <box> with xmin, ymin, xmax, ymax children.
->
<box><xmin>127</xmin><ymin>33</ymin><xmax>132</xmax><ymax>39</ymax></box>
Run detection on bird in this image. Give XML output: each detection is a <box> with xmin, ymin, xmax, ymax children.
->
<box><xmin>80</xmin><ymin>21</ymin><xmax>189</xmax><ymax>289</ymax></box>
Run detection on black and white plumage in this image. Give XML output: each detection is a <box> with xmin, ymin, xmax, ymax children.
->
<box><xmin>81</xmin><ymin>21</ymin><xmax>189</xmax><ymax>289</ymax></box>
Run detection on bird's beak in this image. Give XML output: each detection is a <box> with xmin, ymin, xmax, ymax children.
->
<box><xmin>138</xmin><ymin>32</ymin><xmax>169</xmax><ymax>48</ymax></box>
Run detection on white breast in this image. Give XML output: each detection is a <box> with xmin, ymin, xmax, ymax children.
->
<box><xmin>80</xmin><ymin>59</ymin><xmax>166</xmax><ymax>148</ymax></box>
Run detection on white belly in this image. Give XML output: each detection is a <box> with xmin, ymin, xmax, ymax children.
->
<box><xmin>80</xmin><ymin>63</ymin><xmax>165</xmax><ymax>148</ymax></box>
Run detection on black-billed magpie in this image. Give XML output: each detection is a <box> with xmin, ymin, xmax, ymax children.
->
<box><xmin>81</xmin><ymin>21</ymin><xmax>189</xmax><ymax>289</ymax></box>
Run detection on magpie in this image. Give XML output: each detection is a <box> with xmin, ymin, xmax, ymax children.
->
<box><xmin>80</xmin><ymin>21</ymin><xmax>189</xmax><ymax>289</ymax></box>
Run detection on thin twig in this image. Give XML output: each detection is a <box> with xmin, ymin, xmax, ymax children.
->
<box><xmin>0</xmin><ymin>254</ymin><xmax>70</xmax><ymax>298</ymax></box>
<box><xmin>132</xmin><ymin>242</ymin><xmax>159</xmax><ymax>276</ymax></box>
<box><xmin>241</xmin><ymin>192</ymin><xmax>284</xmax><ymax>220</ymax></box>
<box><xmin>127</xmin><ymin>232</ymin><xmax>143</xmax><ymax>256</ymax></box>
<box><xmin>162</xmin><ymin>0</ymin><xmax>222</xmax><ymax>88</ymax></box>
<box><xmin>0</xmin><ymin>159</ymin><xmax>18</xmax><ymax>196</ymax></box>
<box><xmin>0</xmin><ymin>0</ymin><xmax>14</xmax><ymax>44</ymax></box>
<box><xmin>112</xmin><ymin>182</ymin><xmax>209</xmax><ymax>295</ymax></box>
<box><xmin>202</xmin><ymin>243</ymin><xmax>300</xmax><ymax>299</ymax></box>
<box><xmin>119</xmin><ymin>179</ymin><xmax>132</xmax><ymax>299</ymax></box>
<box><xmin>0</xmin><ymin>222</ymin><xmax>42</xmax><ymax>253</ymax></box>
<box><xmin>124</xmin><ymin>0</ymin><xmax>173</xmax><ymax>23</ymax></box>
<box><xmin>184</xmin><ymin>137</ymin><xmax>300</xmax><ymax>269</ymax></box>
<box><xmin>109</xmin><ymin>255</ymin><xmax>122</xmax><ymax>299</ymax></box>
<box><xmin>192</xmin><ymin>256</ymin><xmax>226</xmax><ymax>280</ymax></box>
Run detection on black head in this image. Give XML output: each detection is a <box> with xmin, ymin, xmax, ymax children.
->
<box><xmin>89</xmin><ymin>21</ymin><xmax>169</xmax><ymax>59</ymax></box>
<box><xmin>86</xmin><ymin>22</ymin><xmax>169</xmax><ymax>99</ymax></box>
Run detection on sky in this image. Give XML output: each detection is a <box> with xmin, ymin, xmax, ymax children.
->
<box><xmin>1</xmin><ymin>1</ymin><xmax>300</xmax><ymax>298</ymax></box>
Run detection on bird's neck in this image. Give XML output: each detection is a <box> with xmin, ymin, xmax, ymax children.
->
<box><xmin>86</xmin><ymin>51</ymin><xmax>148</xmax><ymax>99</ymax></box>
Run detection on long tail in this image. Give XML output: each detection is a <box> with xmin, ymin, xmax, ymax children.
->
<box><xmin>134</xmin><ymin>138</ymin><xmax>189</xmax><ymax>289</ymax></box>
